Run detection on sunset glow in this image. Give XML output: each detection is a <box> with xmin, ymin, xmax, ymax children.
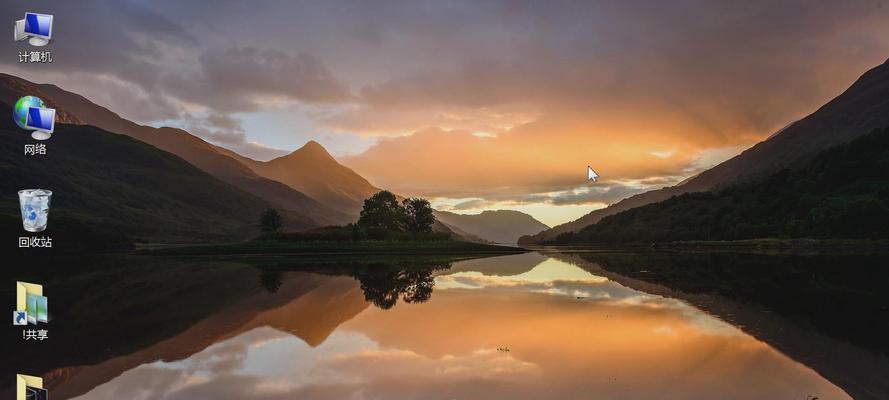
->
<box><xmin>4</xmin><ymin>1</ymin><xmax>889</xmax><ymax>225</ymax></box>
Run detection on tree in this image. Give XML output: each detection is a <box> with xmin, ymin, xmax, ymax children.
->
<box><xmin>259</xmin><ymin>208</ymin><xmax>283</xmax><ymax>233</ymax></box>
<box><xmin>358</xmin><ymin>191</ymin><xmax>405</xmax><ymax>231</ymax></box>
<box><xmin>402</xmin><ymin>197</ymin><xmax>435</xmax><ymax>233</ymax></box>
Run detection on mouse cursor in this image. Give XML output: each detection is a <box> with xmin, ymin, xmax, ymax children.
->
<box><xmin>588</xmin><ymin>166</ymin><xmax>599</xmax><ymax>182</ymax></box>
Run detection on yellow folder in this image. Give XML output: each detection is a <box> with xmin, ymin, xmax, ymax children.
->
<box><xmin>16</xmin><ymin>374</ymin><xmax>43</xmax><ymax>400</ymax></box>
<box><xmin>16</xmin><ymin>281</ymin><xmax>42</xmax><ymax>312</ymax></box>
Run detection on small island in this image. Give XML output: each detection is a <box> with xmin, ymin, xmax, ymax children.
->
<box><xmin>146</xmin><ymin>191</ymin><xmax>526</xmax><ymax>256</ymax></box>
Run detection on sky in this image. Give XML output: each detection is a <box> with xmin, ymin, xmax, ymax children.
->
<box><xmin>2</xmin><ymin>0</ymin><xmax>889</xmax><ymax>226</ymax></box>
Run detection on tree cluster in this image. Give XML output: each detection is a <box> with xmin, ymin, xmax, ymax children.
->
<box><xmin>357</xmin><ymin>190</ymin><xmax>436</xmax><ymax>233</ymax></box>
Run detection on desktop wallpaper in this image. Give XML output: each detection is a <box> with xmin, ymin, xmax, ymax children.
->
<box><xmin>2</xmin><ymin>1</ymin><xmax>889</xmax><ymax>399</ymax></box>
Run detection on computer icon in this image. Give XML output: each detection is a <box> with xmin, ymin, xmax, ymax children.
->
<box><xmin>25</xmin><ymin>106</ymin><xmax>55</xmax><ymax>140</ymax></box>
<box><xmin>14</xmin><ymin>12</ymin><xmax>53</xmax><ymax>47</ymax></box>
<box><xmin>14</xmin><ymin>96</ymin><xmax>55</xmax><ymax>140</ymax></box>
<box><xmin>15</xmin><ymin>282</ymin><xmax>48</xmax><ymax>325</ymax></box>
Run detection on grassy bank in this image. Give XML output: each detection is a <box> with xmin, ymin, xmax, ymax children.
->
<box><xmin>535</xmin><ymin>238</ymin><xmax>889</xmax><ymax>254</ymax></box>
<box><xmin>657</xmin><ymin>238</ymin><xmax>889</xmax><ymax>252</ymax></box>
<box><xmin>139</xmin><ymin>239</ymin><xmax>527</xmax><ymax>256</ymax></box>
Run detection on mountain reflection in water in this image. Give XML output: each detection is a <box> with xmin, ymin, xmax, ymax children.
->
<box><xmin>34</xmin><ymin>252</ymin><xmax>865</xmax><ymax>400</ymax></box>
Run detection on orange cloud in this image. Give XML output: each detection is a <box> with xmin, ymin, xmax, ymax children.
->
<box><xmin>341</xmin><ymin>111</ymin><xmax>738</xmax><ymax>199</ymax></box>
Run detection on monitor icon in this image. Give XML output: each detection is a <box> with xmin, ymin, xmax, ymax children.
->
<box><xmin>13</xmin><ymin>96</ymin><xmax>55</xmax><ymax>141</ymax></box>
<box><xmin>15</xmin><ymin>282</ymin><xmax>47</xmax><ymax>325</ymax></box>
<box><xmin>14</xmin><ymin>12</ymin><xmax>53</xmax><ymax>47</ymax></box>
<box><xmin>17</xmin><ymin>374</ymin><xmax>48</xmax><ymax>400</ymax></box>
<box><xmin>26</xmin><ymin>106</ymin><xmax>55</xmax><ymax>140</ymax></box>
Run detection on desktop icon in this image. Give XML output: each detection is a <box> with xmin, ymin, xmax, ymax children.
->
<box><xmin>14</xmin><ymin>12</ymin><xmax>53</xmax><ymax>46</ymax></box>
<box><xmin>18</xmin><ymin>189</ymin><xmax>53</xmax><ymax>233</ymax></box>
<box><xmin>14</xmin><ymin>96</ymin><xmax>55</xmax><ymax>140</ymax></box>
<box><xmin>15</xmin><ymin>282</ymin><xmax>47</xmax><ymax>325</ymax></box>
<box><xmin>16</xmin><ymin>374</ymin><xmax>48</xmax><ymax>400</ymax></box>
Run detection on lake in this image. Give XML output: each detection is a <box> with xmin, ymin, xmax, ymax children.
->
<box><xmin>4</xmin><ymin>251</ymin><xmax>888</xmax><ymax>399</ymax></box>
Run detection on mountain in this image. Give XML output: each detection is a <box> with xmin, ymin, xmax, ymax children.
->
<box><xmin>433</xmin><ymin>219</ymin><xmax>491</xmax><ymax>243</ymax></box>
<box><xmin>521</xmin><ymin>58</ymin><xmax>889</xmax><ymax>244</ymax></box>
<box><xmin>434</xmin><ymin>210</ymin><xmax>549</xmax><ymax>244</ymax></box>
<box><xmin>0</xmin><ymin>105</ymin><xmax>303</xmax><ymax>244</ymax></box>
<box><xmin>0</xmin><ymin>74</ymin><xmax>537</xmax><ymax>234</ymax></box>
<box><xmin>218</xmin><ymin>141</ymin><xmax>381</xmax><ymax>218</ymax></box>
<box><xmin>555</xmin><ymin>126</ymin><xmax>889</xmax><ymax>243</ymax></box>
<box><xmin>227</xmin><ymin>142</ymin><xmax>539</xmax><ymax>242</ymax></box>
<box><xmin>0</xmin><ymin>74</ymin><xmax>350</xmax><ymax>226</ymax></box>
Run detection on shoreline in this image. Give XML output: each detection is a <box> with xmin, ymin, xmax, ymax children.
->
<box><xmin>531</xmin><ymin>238</ymin><xmax>889</xmax><ymax>254</ymax></box>
<box><xmin>136</xmin><ymin>239</ymin><xmax>528</xmax><ymax>256</ymax></box>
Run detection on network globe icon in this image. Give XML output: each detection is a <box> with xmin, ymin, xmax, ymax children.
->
<box><xmin>13</xmin><ymin>95</ymin><xmax>55</xmax><ymax>140</ymax></box>
<box><xmin>13</xmin><ymin>96</ymin><xmax>46</xmax><ymax>129</ymax></box>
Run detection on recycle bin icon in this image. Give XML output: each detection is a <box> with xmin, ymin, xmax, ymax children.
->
<box><xmin>18</xmin><ymin>189</ymin><xmax>52</xmax><ymax>232</ymax></box>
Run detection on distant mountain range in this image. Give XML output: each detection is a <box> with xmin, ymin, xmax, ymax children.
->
<box><xmin>435</xmin><ymin>210</ymin><xmax>549</xmax><ymax>244</ymax></box>
<box><xmin>0</xmin><ymin>73</ymin><xmax>548</xmax><ymax>244</ymax></box>
<box><xmin>8</xmin><ymin>54</ymin><xmax>889</xmax><ymax>246</ymax></box>
<box><xmin>521</xmin><ymin>57</ymin><xmax>889</xmax><ymax>244</ymax></box>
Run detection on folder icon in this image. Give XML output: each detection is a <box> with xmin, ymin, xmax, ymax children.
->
<box><xmin>16</xmin><ymin>281</ymin><xmax>47</xmax><ymax>324</ymax></box>
<box><xmin>16</xmin><ymin>374</ymin><xmax>46</xmax><ymax>400</ymax></box>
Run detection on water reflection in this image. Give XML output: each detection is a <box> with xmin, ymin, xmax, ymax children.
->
<box><xmin>259</xmin><ymin>270</ymin><xmax>284</xmax><ymax>294</ymax></box>
<box><xmin>64</xmin><ymin>255</ymin><xmax>852</xmax><ymax>400</ymax></box>
<box><xmin>351</xmin><ymin>262</ymin><xmax>449</xmax><ymax>310</ymax></box>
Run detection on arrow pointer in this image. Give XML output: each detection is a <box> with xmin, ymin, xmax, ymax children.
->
<box><xmin>588</xmin><ymin>166</ymin><xmax>599</xmax><ymax>182</ymax></box>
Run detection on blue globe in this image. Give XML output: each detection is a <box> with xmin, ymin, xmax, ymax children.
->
<box><xmin>13</xmin><ymin>96</ymin><xmax>47</xmax><ymax>130</ymax></box>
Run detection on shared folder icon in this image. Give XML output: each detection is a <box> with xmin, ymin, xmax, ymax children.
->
<box><xmin>16</xmin><ymin>374</ymin><xmax>47</xmax><ymax>400</ymax></box>
<box><xmin>16</xmin><ymin>281</ymin><xmax>48</xmax><ymax>324</ymax></box>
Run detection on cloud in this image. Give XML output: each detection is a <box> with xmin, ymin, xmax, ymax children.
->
<box><xmin>179</xmin><ymin>114</ymin><xmax>290</xmax><ymax>161</ymax></box>
<box><xmin>320</xmin><ymin>102</ymin><xmax>538</xmax><ymax>137</ymax></box>
<box><xmin>206</xmin><ymin>113</ymin><xmax>242</xmax><ymax>130</ymax></box>
<box><xmin>162</xmin><ymin>47</ymin><xmax>353</xmax><ymax>113</ymax></box>
<box><xmin>341</xmin><ymin>123</ymin><xmax>700</xmax><ymax>199</ymax></box>
<box><xmin>2</xmin><ymin>66</ymin><xmax>183</xmax><ymax>122</ymax></box>
<box><xmin>441</xmin><ymin>182</ymin><xmax>655</xmax><ymax>210</ymax></box>
<box><xmin>329</xmin><ymin>0</ymin><xmax>889</xmax><ymax>213</ymax></box>
<box><xmin>451</xmin><ymin>199</ymin><xmax>490</xmax><ymax>210</ymax></box>
<box><xmin>310</xmin><ymin>1</ymin><xmax>889</xmax><ymax>138</ymax></box>
<box><xmin>547</xmin><ymin>185</ymin><xmax>651</xmax><ymax>206</ymax></box>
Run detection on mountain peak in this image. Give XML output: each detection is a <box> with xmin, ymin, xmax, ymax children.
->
<box><xmin>255</xmin><ymin>139</ymin><xmax>381</xmax><ymax>215</ymax></box>
<box><xmin>286</xmin><ymin>140</ymin><xmax>335</xmax><ymax>161</ymax></box>
<box><xmin>303</xmin><ymin>140</ymin><xmax>325</xmax><ymax>150</ymax></box>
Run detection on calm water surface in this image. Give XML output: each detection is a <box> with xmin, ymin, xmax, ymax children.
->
<box><xmin>30</xmin><ymin>252</ymin><xmax>869</xmax><ymax>400</ymax></box>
